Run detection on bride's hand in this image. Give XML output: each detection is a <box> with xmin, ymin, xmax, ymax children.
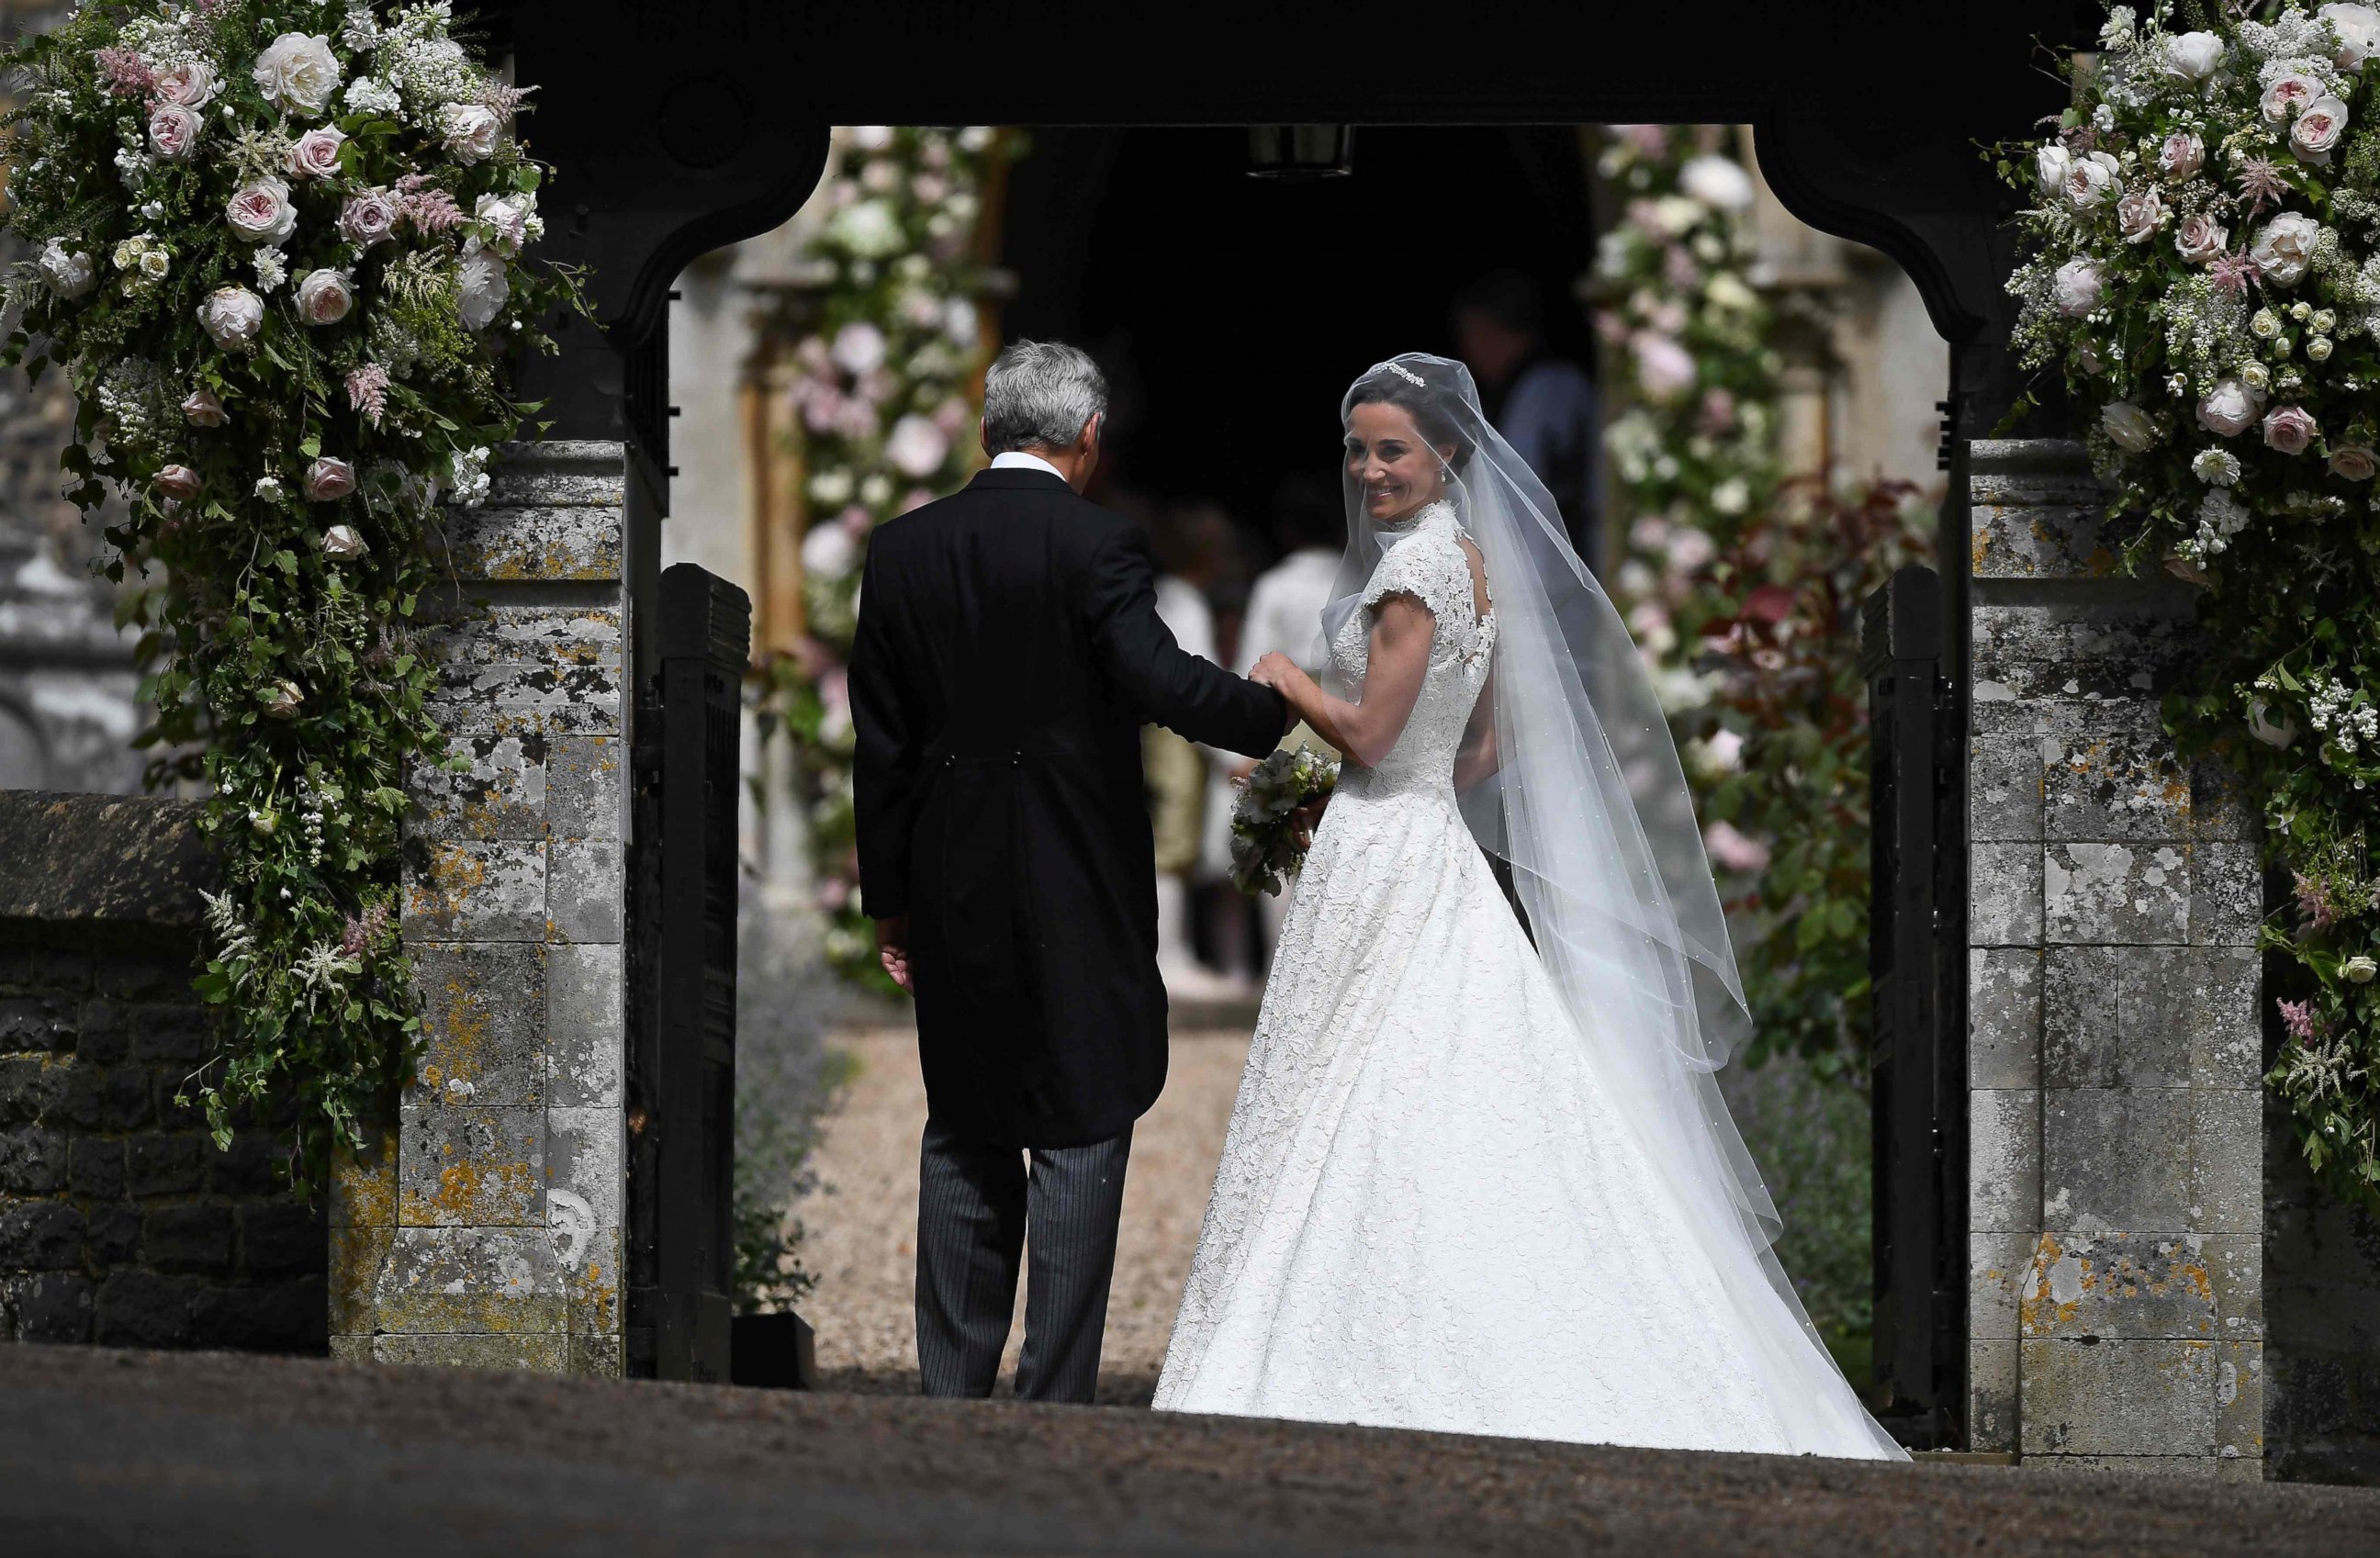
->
<box><xmin>1251</xmin><ymin>651</ymin><xmax>1300</xmax><ymax>692</ymax></box>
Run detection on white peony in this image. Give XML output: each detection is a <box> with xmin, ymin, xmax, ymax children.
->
<box><xmin>253</xmin><ymin>33</ymin><xmax>342</xmax><ymax>116</ymax></box>
<box><xmin>2251</xmin><ymin>212</ymin><xmax>2321</xmax><ymax>286</ymax></box>
<box><xmin>2052</xmin><ymin>257</ymin><xmax>2104</xmax><ymax>317</ymax></box>
<box><xmin>2196</xmin><ymin>378</ymin><xmax>2261</xmax><ymax>438</ymax></box>
<box><xmin>39</xmin><ymin>240</ymin><xmax>96</xmax><ymax>299</ymax></box>
<box><xmin>226</xmin><ymin>178</ymin><xmax>298</xmax><ymax>244</ymax></box>
<box><xmin>832</xmin><ymin>320</ymin><xmax>888</xmax><ymax>375</ymax></box>
<box><xmin>2101</xmin><ymin>401</ymin><xmax>2159</xmax><ymax>453</ymax></box>
<box><xmin>884</xmin><ymin>414</ymin><xmax>950</xmax><ymax>479</ymax></box>
<box><xmin>2323</xmin><ymin>3</ymin><xmax>2380</xmax><ymax>69</ymax></box>
<box><xmin>1678</xmin><ymin>155</ymin><xmax>1755</xmax><ymax>211</ymax></box>
<box><xmin>197</xmin><ymin>286</ymin><xmax>265</xmax><ymax>349</ymax></box>
<box><xmin>441</xmin><ymin>103</ymin><xmax>502</xmax><ymax>163</ymax></box>
<box><xmin>2164</xmin><ymin>30</ymin><xmax>2226</xmax><ymax>81</ymax></box>
<box><xmin>801</xmin><ymin>519</ymin><xmax>859</xmax><ymax>578</ymax></box>
<box><xmin>2063</xmin><ymin>151</ymin><xmax>2121</xmax><ymax>209</ymax></box>
<box><xmin>296</xmin><ymin>268</ymin><xmax>354</xmax><ymax>326</ymax></box>
<box><xmin>455</xmin><ymin>244</ymin><xmax>510</xmax><ymax>331</ymax></box>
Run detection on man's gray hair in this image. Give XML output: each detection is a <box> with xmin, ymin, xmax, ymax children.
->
<box><xmin>982</xmin><ymin>339</ymin><xmax>1108</xmax><ymax>454</ymax></box>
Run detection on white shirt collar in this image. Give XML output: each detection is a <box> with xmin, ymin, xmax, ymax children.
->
<box><xmin>990</xmin><ymin>450</ymin><xmax>1067</xmax><ymax>481</ymax></box>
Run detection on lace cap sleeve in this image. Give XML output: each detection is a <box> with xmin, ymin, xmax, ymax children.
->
<box><xmin>1362</xmin><ymin>531</ymin><xmax>1469</xmax><ymax>626</ymax></box>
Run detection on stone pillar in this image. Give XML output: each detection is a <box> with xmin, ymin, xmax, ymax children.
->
<box><xmin>1965</xmin><ymin>439</ymin><xmax>2264</xmax><ymax>1476</ymax></box>
<box><xmin>331</xmin><ymin>442</ymin><xmax>646</xmax><ymax>1376</ymax></box>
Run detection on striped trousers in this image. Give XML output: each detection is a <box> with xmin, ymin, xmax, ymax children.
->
<box><xmin>915</xmin><ymin>1117</ymin><xmax>1134</xmax><ymax>1403</ymax></box>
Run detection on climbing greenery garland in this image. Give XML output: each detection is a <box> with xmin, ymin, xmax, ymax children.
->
<box><xmin>1998</xmin><ymin>1</ymin><xmax>2380</xmax><ymax>1207</ymax></box>
<box><xmin>1</xmin><ymin>2</ymin><xmax>588</xmax><ymax>1190</ymax></box>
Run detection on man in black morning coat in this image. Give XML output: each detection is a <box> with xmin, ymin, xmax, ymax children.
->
<box><xmin>850</xmin><ymin>339</ymin><xmax>1289</xmax><ymax>1402</ymax></box>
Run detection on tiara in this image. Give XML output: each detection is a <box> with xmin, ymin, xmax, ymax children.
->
<box><xmin>1384</xmin><ymin>362</ymin><xmax>1426</xmax><ymax>387</ymax></box>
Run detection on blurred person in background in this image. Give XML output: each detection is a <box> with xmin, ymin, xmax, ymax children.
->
<box><xmin>1451</xmin><ymin>270</ymin><xmax>1601</xmax><ymax>572</ymax></box>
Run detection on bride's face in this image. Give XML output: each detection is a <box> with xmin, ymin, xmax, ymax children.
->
<box><xmin>1345</xmin><ymin>402</ymin><xmax>1454</xmax><ymax>525</ymax></box>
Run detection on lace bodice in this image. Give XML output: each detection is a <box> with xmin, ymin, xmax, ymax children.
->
<box><xmin>1326</xmin><ymin>501</ymin><xmax>1496</xmax><ymax>793</ymax></box>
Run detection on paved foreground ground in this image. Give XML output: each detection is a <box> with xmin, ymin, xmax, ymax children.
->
<box><xmin>3</xmin><ymin>1346</ymin><xmax>2374</xmax><ymax>1557</ymax></box>
<box><xmin>802</xmin><ymin>1024</ymin><xmax>1251</xmax><ymax>1397</ymax></box>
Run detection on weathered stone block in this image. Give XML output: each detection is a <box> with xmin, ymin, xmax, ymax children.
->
<box><xmin>562</xmin><ymin>1223</ymin><xmax>623</xmax><ymax>1339</ymax></box>
<box><xmin>1969</xmin><ymin>503</ymin><xmax>2116</xmax><ymax>580</ymax></box>
<box><xmin>545</xmin><ymin>1106</ymin><xmax>622</xmax><ymax>1229</ymax></box>
<box><xmin>2188</xmin><ymin>762</ymin><xmax>2259</xmax><ymax>843</ymax></box>
<box><xmin>421</xmin><ymin>605</ymin><xmax>624</xmax><ymax>735</ymax></box>
<box><xmin>545</xmin><ymin>943</ymin><xmax>623</xmax><ymax>1108</ymax></box>
<box><xmin>397</xmin><ymin>1106</ymin><xmax>544</xmax><ymax>1227</ymax></box>
<box><xmin>0</xmin><ymin>993</ymin><xmax>78</xmax><ymax>1051</ymax></box>
<box><xmin>94</xmin><ymin>1270</ymin><xmax>200</xmax><ymax>1349</ymax></box>
<box><xmin>330</xmin><ymin>1123</ymin><xmax>396</xmax><ymax>1229</ymax></box>
<box><xmin>372</xmin><ymin>1226</ymin><xmax>565</xmax><ymax>1335</ymax></box>
<box><xmin>547</xmin><ymin>839</ymin><xmax>624</xmax><ymax>944</ymax></box>
<box><xmin>2043</xmin><ymin>1087</ymin><xmax>2193</xmax><ymax>1233</ymax></box>
<box><xmin>372</xmin><ymin>1331</ymin><xmax>570</xmax><ymax>1373</ymax></box>
<box><xmin>84</xmin><ymin>1204</ymin><xmax>140</xmax><ymax>1264</ymax></box>
<box><xmin>328</xmin><ymin>1226</ymin><xmax>389</xmax><ymax>1336</ymax></box>
<box><xmin>241</xmin><ymin>1203</ymin><xmax>328</xmax><ymax>1281</ymax></box>
<box><xmin>1970</xmin><ymin>843</ymin><xmax>2043</xmax><ymax>947</ymax></box>
<box><xmin>1970</xmin><ymin>1339</ymin><xmax>2020</xmax><ymax>1453</ymax></box>
<box><xmin>100</xmin><ymin>1063</ymin><xmax>152</xmax><ymax>1130</ymax></box>
<box><xmin>1969</xmin><ymin>734</ymin><xmax>2044</xmax><ymax>843</ymax></box>
<box><xmin>545</xmin><ymin>735</ymin><xmax>623</xmax><ymax>843</ymax></box>
<box><xmin>6</xmin><ymin>1271</ymin><xmax>93</xmax><ymax>1343</ymax></box>
<box><xmin>0</xmin><ymin>1126</ymin><xmax>66</xmax><ymax>1193</ymax></box>
<box><xmin>68</xmin><ymin>1135</ymin><xmax>124</xmax><ymax>1199</ymax></box>
<box><xmin>407</xmin><ymin>942</ymin><xmax>547</xmax><ymax>1108</ymax></box>
<box><xmin>2117</xmin><ymin>946</ymin><xmax>2260</xmax><ymax>1090</ymax></box>
<box><xmin>1968</xmin><ymin>441</ymin><xmax>2108</xmax><ymax>511</ymax></box>
<box><xmin>2190</xmin><ymin>1087</ymin><xmax>2262</xmax><ymax>1235</ymax></box>
<box><xmin>407</xmin><ymin>727</ymin><xmax>549</xmax><ymax>843</ymax></box>
<box><xmin>129</xmin><ymin>1004</ymin><xmax>208</xmax><ymax>1063</ymax></box>
<box><xmin>142</xmin><ymin>1205</ymin><xmax>235</xmax><ymax>1276</ymax></box>
<box><xmin>1971</xmin><ymin>1089</ymin><xmax>2040</xmax><ymax>1233</ymax></box>
<box><xmin>1970</xmin><ymin>947</ymin><xmax>2041</xmax><ymax>1090</ymax></box>
<box><xmin>437</xmin><ymin>504</ymin><xmax>623</xmax><ymax>584</ymax></box>
<box><xmin>1971</xmin><ymin>1228</ymin><xmax>2035</xmax><ymax>1340</ymax></box>
<box><xmin>0</xmin><ymin>1199</ymin><xmax>85</xmax><ymax>1269</ymax></box>
<box><xmin>124</xmin><ymin>1132</ymin><xmax>201</xmax><ymax>1196</ymax></box>
<box><xmin>2022</xmin><ymin>1338</ymin><xmax>2217</xmax><ymax>1456</ymax></box>
<box><xmin>73</xmin><ymin>1003</ymin><xmax>130</xmax><ymax>1064</ymax></box>
<box><xmin>328</xmin><ymin>1333</ymin><xmax>373</xmax><ymax>1364</ymax></box>
<box><xmin>2041</xmin><ymin>734</ymin><xmax>2188</xmax><ymax>842</ymax></box>
<box><xmin>567</xmin><ymin>1331</ymin><xmax>624</xmax><ymax>1380</ymax></box>
<box><xmin>2044</xmin><ymin>841</ymin><xmax>2189</xmax><ymax>946</ymax></box>
<box><xmin>2020</xmin><ymin>1230</ymin><xmax>2217</xmax><ymax>1340</ymax></box>
<box><xmin>2186</xmin><ymin>840</ymin><xmax>2261</xmax><ymax>947</ymax></box>
<box><xmin>1970</xmin><ymin>599</ymin><xmax>2195</xmax><ymax>704</ymax></box>
<box><xmin>2042</xmin><ymin>947</ymin><xmax>2118</xmax><ymax>1089</ymax></box>
<box><xmin>401</xmin><ymin>841</ymin><xmax>547</xmax><ymax>943</ymax></box>
<box><xmin>486</xmin><ymin>441</ymin><xmax>629</xmax><ymax>509</ymax></box>
<box><xmin>2219</xmin><ymin>1341</ymin><xmax>2264</xmax><ymax>1462</ymax></box>
<box><xmin>2203</xmin><ymin>1233</ymin><xmax>2262</xmax><ymax>1339</ymax></box>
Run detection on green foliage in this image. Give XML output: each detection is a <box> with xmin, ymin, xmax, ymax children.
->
<box><xmin>3</xmin><ymin>2</ymin><xmax>590</xmax><ymax>1190</ymax></box>
<box><xmin>1995</xmin><ymin>3</ymin><xmax>2380</xmax><ymax>1209</ymax></box>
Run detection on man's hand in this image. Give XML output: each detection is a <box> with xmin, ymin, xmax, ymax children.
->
<box><xmin>875</xmin><ymin>915</ymin><xmax>913</xmax><ymax>992</ymax></box>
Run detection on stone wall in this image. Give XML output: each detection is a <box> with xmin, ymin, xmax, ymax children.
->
<box><xmin>0</xmin><ymin>791</ymin><xmax>326</xmax><ymax>1351</ymax></box>
<box><xmin>2265</xmin><ymin>1100</ymin><xmax>2380</xmax><ymax>1482</ymax></box>
<box><xmin>331</xmin><ymin>442</ymin><xmax>640</xmax><ymax>1375</ymax></box>
<box><xmin>1964</xmin><ymin>439</ymin><xmax>2266</xmax><ymax>1478</ymax></box>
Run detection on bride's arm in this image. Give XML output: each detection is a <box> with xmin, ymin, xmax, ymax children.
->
<box><xmin>1252</xmin><ymin>595</ymin><xmax>1432</xmax><ymax>768</ymax></box>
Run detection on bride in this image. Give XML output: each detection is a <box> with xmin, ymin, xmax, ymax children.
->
<box><xmin>1150</xmin><ymin>353</ymin><xmax>1905</xmax><ymax>1461</ymax></box>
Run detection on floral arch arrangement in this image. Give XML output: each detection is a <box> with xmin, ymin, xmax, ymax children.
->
<box><xmin>2000</xmin><ymin>2</ymin><xmax>2380</xmax><ymax>1205</ymax></box>
<box><xmin>2</xmin><ymin>2</ymin><xmax>586</xmax><ymax>1187</ymax></box>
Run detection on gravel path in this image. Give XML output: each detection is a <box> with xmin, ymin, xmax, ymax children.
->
<box><xmin>800</xmin><ymin>1022</ymin><xmax>1251</xmax><ymax>1400</ymax></box>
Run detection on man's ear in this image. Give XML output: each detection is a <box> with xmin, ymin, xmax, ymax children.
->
<box><xmin>979</xmin><ymin>418</ymin><xmax>994</xmax><ymax>459</ymax></box>
<box><xmin>1079</xmin><ymin>412</ymin><xmax>1104</xmax><ymax>457</ymax></box>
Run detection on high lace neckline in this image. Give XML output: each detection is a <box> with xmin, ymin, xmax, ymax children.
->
<box><xmin>1380</xmin><ymin>498</ymin><xmax>1458</xmax><ymax>535</ymax></box>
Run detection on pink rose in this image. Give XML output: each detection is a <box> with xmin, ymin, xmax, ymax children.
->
<box><xmin>2159</xmin><ymin>131</ymin><xmax>2205</xmax><ymax>179</ymax></box>
<box><xmin>302</xmin><ymin>456</ymin><xmax>356</xmax><ymax>501</ymax></box>
<box><xmin>2329</xmin><ymin>443</ymin><xmax>2378</xmax><ymax>479</ymax></box>
<box><xmin>2262</xmin><ymin>73</ymin><xmax>2323</xmax><ymax>126</ymax></box>
<box><xmin>152</xmin><ymin>59</ymin><xmax>219</xmax><ymax>107</ymax></box>
<box><xmin>226</xmin><ymin>178</ymin><xmax>297</xmax><ymax>244</ymax></box>
<box><xmin>338</xmin><ymin>188</ymin><xmax>400</xmax><ymax>248</ymax></box>
<box><xmin>148</xmin><ymin>102</ymin><xmax>200</xmax><ymax>161</ymax></box>
<box><xmin>152</xmin><ymin>465</ymin><xmax>201</xmax><ymax>500</ymax></box>
<box><xmin>2051</xmin><ymin>257</ymin><xmax>2103</xmax><ymax>317</ymax></box>
<box><xmin>295</xmin><ymin>268</ymin><xmax>354</xmax><ymax>326</ymax></box>
<box><xmin>284</xmin><ymin>126</ymin><xmax>347</xmax><ymax>181</ymax></box>
<box><xmin>2293</xmin><ymin>95</ymin><xmax>2351</xmax><ymax>163</ymax></box>
<box><xmin>181</xmin><ymin>388</ymin><xmax>228</xmax><ymax>428</ymax></box>
<box><xmin>2196</xmin><ymin>379</ymin><xmax>2261</xmax><ymax>438</ymax></box>
<box><xmin>2116</xmin><ymin>186</ymin><xmax>2165</xmax><ymax>244</ymax></box>
<box><xmin>2176</xmin><ymin>213</ymin><xmax>2229</xmax><ymax>264</ymax></box>
<box><xmin>2263</xmin><ymin>403</ymin><xmax>2318</xmax><ymax>454</ymax></box>
<box><xmin>1631</xmin><ymin>331</ymin><xmax>1697</xmax><ymax>399</ymax></box>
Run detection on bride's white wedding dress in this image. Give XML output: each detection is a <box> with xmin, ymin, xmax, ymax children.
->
<box><xmin>1151</xmin><ymin>499</ymin><xmax>1900</xmax><ymax>1459</ymax></box>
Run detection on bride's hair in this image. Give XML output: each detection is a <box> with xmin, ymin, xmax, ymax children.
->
<box><xmin>1344</xmin><ymin>364</ymin><xmax>1474</xmax><ymax>474</ymax></box>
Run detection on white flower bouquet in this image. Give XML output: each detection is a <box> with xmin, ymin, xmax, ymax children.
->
<box><xmin>1227</xmin><ymin>744</ymin><xmax>1340</xmax><ymax>897</ymax></box>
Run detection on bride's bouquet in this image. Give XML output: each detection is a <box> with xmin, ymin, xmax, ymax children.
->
<box><xmin>1227</xmin><ymin>744</ymin><xmax>1339</xmax><ymax>897</ymax></box>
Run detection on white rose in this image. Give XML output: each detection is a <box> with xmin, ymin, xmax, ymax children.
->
<box><xmin>884</xmin><ymin>414</ymin><xmax>951</xmax><ymax>479</ymax></box>
<box><xmin>303</xmin><ymin>456</ymin><xmax>356</xmax><ymax>502</ymax></box>
<box><xmin>2051</xmin><ymin>257</ymin><xmax>2104</xmax><ymax>317</ymax></box>
<box><xmin>2101</xmin><ymin>401</ymin><xmax>2159</xmax><ymax>453</ymax></box>
<box><xmin>2251</xmin><ymin>212</ymin><xmax>2321</xmax><ymax>286</ymax></box>
<box><xmin>2262</xmin><ymin>73</ymin><xmax>2324</xmax><ymax>127</ymax></box>
<box><xmin>2035</xmin><ymin>142</ymin><xmax>2072</xmax><ymax>196</ymax></box>
<box><xmin>296</xmin><ymin>268</ymin><xmax>354</xmax><ymax>326</ymax></box>
<box><xmin>252</xmin><ymin>33</ymin><xmax>342</xmax><ymax>116</ymax></box>
<box><xmin>182</xmin><ymin>388</ymin><xmax>228</xmax><ymax>428</ymax></box>
<box><xmin>2292</xmin><ymin>95</ymin><xmax>2351</xmax><ymax>163</ymax></box>
<box><xmin>39</xmin><ymin>240</ymin><xmax>95</xmax><ymax>299</ymax></box>
<box><xmin>2063</xmin><ymin>151</ymin><xmax>2120</xmax><ymax>210</ymax></box>
<box><xmin>152</xmin><ymin>59</ymin><xmax>219</xmax><ymax>108</ymax></box>
<box><xmin>832</xmin><ymin>320</ymin><xmax>888</xmax><ymax>375</ymax></box>
<box><xmin>321</xmin><ymin>524</ymin><xmax>368</xmax><ymax>560</ymax></box>
<box><xmin>473</xmin><ymin>193</ymin><xmax>532</xmax><ymax>256</ymax></box>
<box><xmin>2248</xmin><ymin>698</ymin><xmax>2299</xmax><ymax>749</ymax></box>
<box><xmin>2323</xmin><ymin>3</ymin><xmax>2380</xmax><ymax>69</ymax></box>
<box><xmin>2116</xmin><ymin>185</ymin><xmax>2165</xmax><ymax>244</ymax></box>
<box><xmin>148</xmin><ymin>103</ymin><xmax>201</xmax><ymax>162</ymax></box>
<box><xmin>197</xmin><ymin>286</ymin><xmax>265</xmax><ymax>349</ymax></box>
<box><xmin>440</xmin><ymin>103</ymin><xmax>503</xmax><ymax>164</ymax></box>
<box><xmin>801</xmin><ymin>520</ymin><xmax>859</xmax><ymax>577</ymax></box>
<box><xmin>2164</xmin><ymin>30</ymin><xmax>2226</xmax><ymax>81</ymax></box>
<box><xmin>2196</xmin><ymin>378</ymin><xmax>2261</xmax><ymax>438</ymax></box>
<box><xmin>1678</xmin><ymin>154</ymin><xmax>1755</xmax><ymax>211</ymax></box>
<box><xmin>226</xmin><ymin>178</ymin><xmax>298</xmax><ymax>244</ymax></box>
<box><xmin>2344</xmin><ymin>953</ymin><xmax>2379</xmax><ymax>983</ymax></box>
<box><xmin>284</xmin><ymin>126</ymin><xmax>347</xmax><ymax>180</ymax></box>
<box><xmin>455</xmin><ymin>244</ymin><xmax>510</xmax><ymax>331</ymax></box>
